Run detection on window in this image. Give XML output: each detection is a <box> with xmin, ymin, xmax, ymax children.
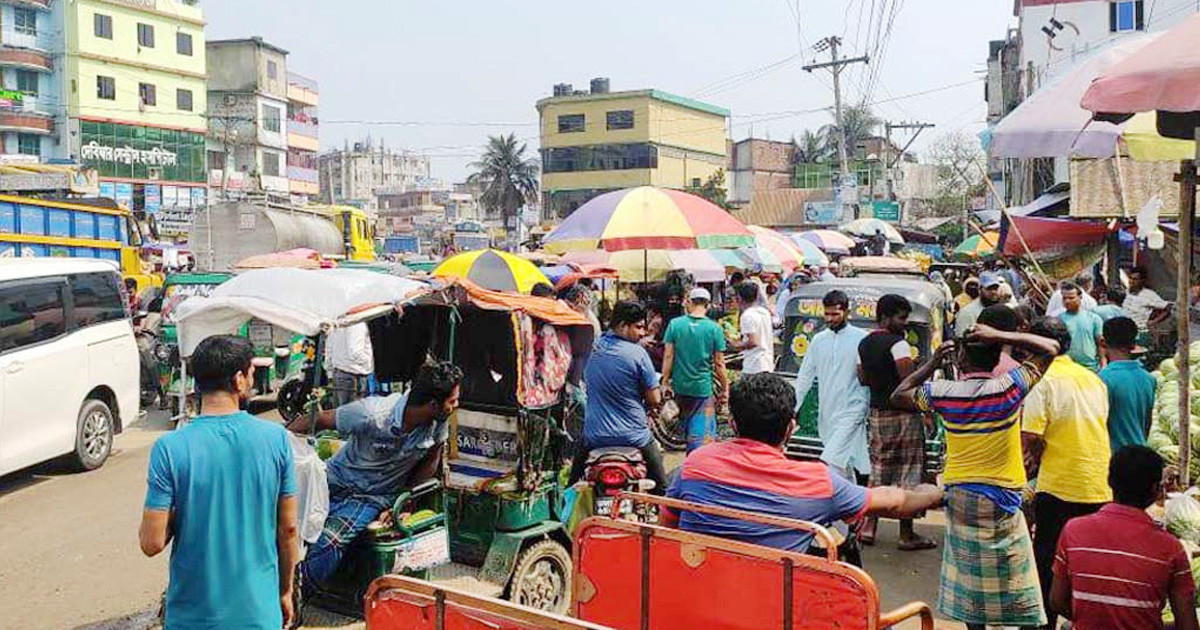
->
<box><xmin>176</xmin><ymin>31</ymin><xmax>193</xmax><ymax>56</ymax></box>
<box><xmin>557</xmin><ymin>114</ymin><xmax>585</xmax><ymax>133</ymax></box>
<box><xmin>16</xmin><ymin>70</ymin><xmax>38</xmax><ymax>97</ymax></box>
<box><xmin>606</xmin><ymin>110</ymin><xmax>634</xmax><ymax>130</ymax></box>
<box><xmin>138</xmin><ymin>82</ymin><xmax>156</xmax><ymax>106</ymax></box>
<box><xmin>14</xmin><ymin>8</ymin><xmax>36</xmax><ymax>36</ymax></box>
<box><xmin>262</xmin><ymin>104</ymin><xmax>281</xmax><ymax>132</ymax></box>
<box><xmin>262</xmin><ymin>151</ymin><xmax>281</xmax><ymax>177</ymax></box>
<box><xmin>137</xmin><ymin>23</ymin><xmax>154</xmax><ymax>48</ymax></box>
<box><xmin>267</xmin><ymin>60</ymin><xmax>278</xmax><ymax>79</ymax></box>
<box><xmin>541</xmin><ymin>143</ymin><xmax>659</xmax><ymax>173</ymax></box>
<box><xmin>94</xmin><ymin>13</ymin><xmax>113</xmax><ymax>39</ymax></box>
<box><xmin>71</xmin><ymin>272</ymin><xmax>126</xmax><ymax>328</ymax></box>
<box><xmin>0</xmin><ymin>279</ymin><xmax>65</xmax><ymax>353</ymax></box>
<box><xmin>17</xmin><ymin>134</ymin><xmax>39</xmax><ymax>157</ymax></box>
<box><xmin>96</xmin><ymin>76</ymin><xmax>115</xmax><ymax>100</ymax></box>
<box><xmin>1110</xmin><ymin>0</ymin><xmax>1144</xmax><ymax>32</ymax></box>
<box><xmin>176</xmin><ymin>88</ymin><xmax>193</xmax><ymax>111</ymax></box>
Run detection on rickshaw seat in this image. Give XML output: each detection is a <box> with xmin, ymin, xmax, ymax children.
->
<box><xmin>364</xmin><ymin>574</ymin><xmax>614</xmax><ymax>630</ymax></box>
<box><xmin>572</xmin><ymin>493</ymin><xmax>934</xmax><ymax>630</ymax></box>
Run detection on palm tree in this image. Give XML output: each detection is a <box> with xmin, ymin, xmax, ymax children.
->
<box><xmin>795</xmin><ymin>129</ymin><xmax>829</xmax><ymax>164</ymax></box>
<box><xmin>820</xmin><ymin>102</ymin><xmax>881</xmax><ymax>162</ymax></box>
<box><xmin>468</xmin><ymin>133</ymin><xmax>539</xmax><ymax>229</ymax></box>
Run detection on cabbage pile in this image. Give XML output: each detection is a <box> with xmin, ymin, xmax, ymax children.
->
<box><xmin>1147</xmin><ymin>343</ymin><xmax>1200</xmax><ymax>480</ymax></box>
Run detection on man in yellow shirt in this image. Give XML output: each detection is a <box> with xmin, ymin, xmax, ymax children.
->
<box><xmin>1021</xmin><ymin>317</ymin><xmax>1111</xmax><ymax>630</ymax></box>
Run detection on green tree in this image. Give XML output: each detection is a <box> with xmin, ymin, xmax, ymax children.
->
<box><xmin>820</xmin><ymin>101</ymin><xmax>881</xmax><ymax>161</ymax></box>
<box><xmin>468</xmin><ymin>133</ymin><xmax>540</xmax><ymax>227</ymax></box>
<box><xmin>685</xmin><ymin>169</ymin><xmax>732</xmax><ymax>210</ymax></box>
<box><xmin>794</xmin><ymin>129</ymin><xmax>830</xmax><ymax>164</ymax></box>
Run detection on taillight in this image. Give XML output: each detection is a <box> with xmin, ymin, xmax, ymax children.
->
<box><xmin>599</xmin><ymin>469</ymin><xmax>627</xmax><ymax>486</ymax></box>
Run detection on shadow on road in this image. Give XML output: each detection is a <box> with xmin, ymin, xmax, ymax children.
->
<box><xmin>0</xmin><ymin>457</ymin><xmax>81</xmax><ymax>498</ymax></box>
<box><xmin>71</xmin><ymin>609</ymin><xmax>157</xmax><ymax>630</ymax></box>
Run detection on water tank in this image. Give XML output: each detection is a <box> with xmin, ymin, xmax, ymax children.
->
<box><xmin>590</xmin><ymin>77</ymin><xmax>610</xmax><ymax>94</ymax></box>
<box><xmin>553</xmin><ymin>83</ymin><xmax>569</xmax><ymax>97</ymax></box>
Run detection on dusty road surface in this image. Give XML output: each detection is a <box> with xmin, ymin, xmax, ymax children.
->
<box><xmin>0</xmin><ymin>412</ymin><xmax>946</xmax><ymax>630</ymax></box>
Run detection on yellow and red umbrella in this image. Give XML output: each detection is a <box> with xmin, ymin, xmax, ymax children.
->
<box><xmin>433</xmin><ymin>249</ymin><xmax>550</xmax><ymax>294</ymax></box>
<box><xmin>953</xmin><ymin>231</ymin><xmax>1001</xmax><ymax>258</ymax></box>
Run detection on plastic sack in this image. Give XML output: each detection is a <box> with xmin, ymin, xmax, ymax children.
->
<box><xmin>288</xmin><ymin>432</ymin><xmax>329</xmax><ymax>545</ymax></box>
<box><xmin>1165</xmin><ymin>488</ymin><xmax>1200</xmax><ymax>544</ymax></box>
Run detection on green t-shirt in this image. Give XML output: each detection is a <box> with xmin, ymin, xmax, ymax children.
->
<box><xmin>1060</xmin><ymin>309</ymin><xmax>1104</xmax><ymax>372</ymax></box>
<box><xmin>663</xmin><ymin>314</ymin><xmax>727</xmax><ymax>397</ymax></box>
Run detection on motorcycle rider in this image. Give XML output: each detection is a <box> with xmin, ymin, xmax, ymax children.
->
<box><xmin>568</xmin><ymin>300</ymin><xmax>667</xmax><ymax>493</ymax></box>
<box><xmin>287</xmin><ymin>361</ymin><xmax>462</xmax><ymax>589</ymax></box>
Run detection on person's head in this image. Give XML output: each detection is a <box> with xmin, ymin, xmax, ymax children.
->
<box><xmin>1127</xmin><ymin>267</ymin><xmax>1148</xmax><ymax>292</ymax></box>
<box><xmin>609</xmin><ymin>300</ymin><xmax>648</xmax><ymax>342</ymax></box>
<box><xmin>1076</xmin><ymin>273</ymin><xmax>1094</xmax><ymax>292</ymax></box>
<box><xmin>822</xmin><ymin>290</ymin><xmax>850</xmax><ymax>330</ymax></box>
<box><xmin>877</xmin><ymin>294</ymin><xmax>911</xmax><ymax>335</ymax></box>
<box><xmin>1060</xmin><ymin>282</ymin><xmax>1082</xmax><ymax>314</ymax></box>
<box><xmin>1102</xmin><ymin>316</ymin><xmax>1139</xmax><ymax>358</ymax></box>
<box><xmin>729</xmin><ymin>373</ymin><xmax>797</xmax><ymax>448</ymax></box>
<box><xmin>190</xmin><ymin>335</ymin><xmax>255</xmax><ymax>402</ymax></box>
<box><xmin>730</xmin><ymin>271</ymin><xmax>745</xmax><ymax>285</ymax></box>
<box><xmin>977</xmin><ymin>304</ymin><xmax>1018</xmax><ymax>333</ymax></box>
<box><xmin>530</xmin><ymin>283</ymin><xmax>555</xmax><ymax>298</ymax></box>
<box><xmin>1106</xmin><ymin>285</ymin><xmax>1127</xmax><ymax>306</ymax></box>
<box><xmin>409</xmin><ymin>361</ymin><xmax>464</xmax><ymax>422</ymax></box>
<box><xmin>688</xmin><ymin>287</ymin><xmax>712</xmax><ymax>313</ymax></box>
<box><xmin>735</xmin><ymin>282</ymin><xmax>759</xmax><ymax>310</ymax></box>
<box><xmin>1030</xmin><ymin>316</ymin><xmax>1071</xmax><ymax>356</ymax></box>
<box><xmin>1013</xmin><ymin>304</ymin><xmax>1036</xmax><ymax>332</ymax></box>
<box><xmin>1109</xmin><ymin>445</ymin><xmax>1165</xmax><ymax>509</ymax></box>
<box><xmin>645</xmin><ymin>304</ymin><xmax>665</xmax><ymax>334</ymax></box>
<box><xmin>979</xmin><ymin>272</ymin><xmax>1003</xmax><ymax>305</ymax></box>
<box><xmin>963</xmin><ymin>277</ymin><xmax>980</xmax><ymax>299</ymax></box>
<box><xmin>963</xmin><ymin>305</ymin><xmax>1017</xmax><ymax>370</ymax></box>
<box><xmin>579</xmin><ymin>278</ymin><xmax>595</xmax><ymax>290</ymax></box>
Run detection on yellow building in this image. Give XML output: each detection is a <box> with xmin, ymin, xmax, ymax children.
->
<box><xmin>65</xmin><ymin>0</ymin><xmax>207</xmax><ymax>227</ymax></box>
<box><xmin>537</xmin><ymin>82</ymin><xmax>729</xmax><ymax>216</ymax></box>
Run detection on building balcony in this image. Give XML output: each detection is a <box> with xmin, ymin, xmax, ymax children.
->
<box><xmin>288</xmin><ymin>118</ymin><xmax>318</xmax><ymax>139</ymax></box>
<box><xmin>286</xmin><ymin>73</ymin><xmax>319</xmax><ymax>107</ymax></box>
<box><xmin>287</xmin><ymin>164</ymin><xmax>318</xmax><ymax>184</ymax></box>
<box><xmin>287</xmin><ymin>132</ymin><xmax>318</xmax><ymax>152</ymax></box>
<box><xmin>0</xmin><ymin>0</ymin><xmax>51</xmax><ymax>10</ymax></box>
<box><xmin>0</xmin><ymin>46</ymin><xmax>51</xmax><ymax>72</ymax></box>
<box><xmin>0</xmin><ymin>108</ymin><xmax>52</xmax><ymax>134</ymax></box>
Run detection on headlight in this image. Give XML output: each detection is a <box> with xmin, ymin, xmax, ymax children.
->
<box><xmin>154</xmin><ymin>343</ymin><xmax>171</xmax><ymax>362</ymax></box>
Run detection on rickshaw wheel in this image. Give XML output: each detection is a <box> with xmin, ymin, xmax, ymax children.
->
<box><xmin>510</xmin><ymin>540</ymin><xmax>572</xmax><ymax>615</ymax></box>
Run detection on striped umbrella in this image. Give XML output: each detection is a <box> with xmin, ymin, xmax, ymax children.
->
<box><xmin>541</xmin><ymin>187</ymin><xmax>754</xmax><ymax>253</ymax></box>
<box><xmin>433</xmin><ymin>249</ymin><xmax>551</xmax><ymax>294</ymax></box>
<box><xmin>953</xmin><ymin>232</ymin><xmax>1000</xmax><ymax>258</ymax></box>
<box><xmin>561</xmin><ymin>249</ymin><xmax>728</xmax><ymax>283</ymax></box>
<box><xmin>792</xmin><ymin>230</ymin><xmax>857</xmax><ymax>255</ymax></box>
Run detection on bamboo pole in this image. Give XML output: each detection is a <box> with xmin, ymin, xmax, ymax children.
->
<box><xmin>1177</xmin><ymin>154</ymin><xmax>1197</xmax><ymax>486</ymax></box>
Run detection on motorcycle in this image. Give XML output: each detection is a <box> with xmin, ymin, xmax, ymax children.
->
<box><xmin>583</xmin><ymin>447</ymin><xmax>657</xmax><ymax>521</ymax></box>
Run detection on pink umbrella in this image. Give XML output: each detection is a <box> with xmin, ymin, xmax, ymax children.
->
<box><xmin>1081</xmin><ymin>12</ymin><xmax>1200</xmax><ymax>114</ymax></box>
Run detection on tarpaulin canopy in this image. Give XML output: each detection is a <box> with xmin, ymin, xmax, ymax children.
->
<box><xmin>174</xmin><ymin>268</ymin><xmax>430</xmax><ymax>356</ymax></box>
<box><xmin>1081</xmin><ymin>13</ymin><xmax>1200</xmax><ymax>116</ymax></box>
<box><xmin>1000</xmin><ymin>215</ymin><xmax>1112</xmax><ymax>258</ymax></box>
<box><xmin>439</xmin><ymin>278</ymin><xmax>590</xmax><ymax>326</ymax></box>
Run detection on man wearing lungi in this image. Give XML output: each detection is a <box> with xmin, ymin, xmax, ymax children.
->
<box><xmin>857</xmin><ymin>294</ymin><xmax>936</xmax><ymax>550</ymax></box>
<box><xmin>891</xmin><ymin>322</ymin><xmax>1060</xmax><ymax>630</ymax></box>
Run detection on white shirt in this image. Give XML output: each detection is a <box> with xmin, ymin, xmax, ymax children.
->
<box><xmin>794</xmin><ymin>324</ymin><xmax>871</xmax><ymax>475</ymax></box>
<box><xmin>773</xmin><ymin>285</ymin><xmax>792</xmax><ymax>326</ymax></box>
<box><xmin>1045</xmin><ymin>289</ymin><xmax>1098</xmax><ymax>317</ymax></box>
<box><xmin>1124</xmin><ymin>288</ymin><xmax>1169</xmax><ymax>329</ymax></box>
<box><xmin>324</xmin><ymin>323</ymin><xmax>374</xmax><ymax>376</ymax></box>
<box><xmin>739</xmin><ymin>305</ymin><xmax>775</xmax><ymax>374</ymax></box>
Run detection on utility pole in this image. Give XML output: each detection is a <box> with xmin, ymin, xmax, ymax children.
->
<box><xmin>804</xmin><ymin>36</ymin><xmax>868</xmax><ymax>179</ymax></box>
<box><xmin>883</xmin><ymin>121</ymin><xmax>935</xmax><ymax>225</ymax></box>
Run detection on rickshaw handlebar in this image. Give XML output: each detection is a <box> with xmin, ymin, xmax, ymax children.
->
<box><xmin>613</xmin><ymin>492</ymin><xmax>840</xmax><ymax>562</ymax></box>
<box><xmin>878</xmin><ymin>601</ymin><xmax>935</xmax><ymax>630</ymax></box>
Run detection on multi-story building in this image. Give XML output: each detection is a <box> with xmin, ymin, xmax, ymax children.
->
<box><xmin>206</xmin><ymin>37</ymin><xmax>289</xmax><ymax>195</ymax></box>
<box><xmin>537</xmin><ymin>78</ymin><xmax>729</xmax><ymax>217</ymax></box>
<box><xmin>376</xmin><ymin>187</ymin><xmax>442</xmax><ymax>236</ymax></box>
<box><xmin>317</xmin><ymin>138</ymin><xmax>431</xmax><ymax>209</ymax></box>
<box><xmin>65</xmin><ymin>0</ymin><xmax>208</xmax><ymax>220</ymax></box>
<box><xmin>0</xmin><ymin>0</ymin><xmax>63</xmax><ymax>159</ymax></box>
<box><xmin>728</xmin><ymin>138</ymin><xmax>795</xmax><ymax>207</ymax></box>
<box><xmin>285</xmin><ymin>71</ymin><xmax>318</xmax><ymax>202</ymax></box>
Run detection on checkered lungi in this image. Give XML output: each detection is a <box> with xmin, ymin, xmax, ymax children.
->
<box><xmin>868</xmin><ymin>408</ymin><xmax>924</xmax><ymax>488</ymax></box>
<box><xmin>676</xmin><ymin>394</ymin><xmax>717</xmax><ymax>453</ymax></box>
<box><xmin>937</xmin><ymin>486</ymin><xmax>1047</xmax><ymax>627</ymax></box>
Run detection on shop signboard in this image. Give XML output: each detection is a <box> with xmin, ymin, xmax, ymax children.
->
<box><xmin>804</xmin><ymin>201</ymin><xmax>843</xmax><ymax>225</ymax></box>
<box><xmin>190</xmin><ymin>187</ymin><xmax>206</xmax><ymax>208</ymax></box>
<box><xmin>871</xmin><ymin>201</ymin><xmax>901</xmax><ymax>222</ymax></box>
<box><xmin>114</xmin><ymin>183</ymin><xmax>134</xmax><ymax>209</ymax></box>
<box><xmin>99</xmin><ymin>182</ymin><xmax>115</xmax><ymax>200</ymax></box>
<box><xmin>162</xmin><ymin>185</ymin><xmax>178</xmax><ymax>208</ymax></box>
<box><xmin>144</xmin><ymin>185</ymin><xmax>161</xmax><ymax>215</ymax></box>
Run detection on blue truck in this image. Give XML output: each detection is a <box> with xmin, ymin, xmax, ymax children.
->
<box><xmin>382</xmin><ymin>235</ymin><xmax>421</xmax><ymax>255</ymax></box>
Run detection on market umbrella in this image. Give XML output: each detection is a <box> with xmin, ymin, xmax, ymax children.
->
<box><xmin>790</xmin><ymin>238</ymin><xmax>830</xmax><ymax>267</ymax></box>
<box><xmin>561</xmin><ymin>249</ymin><xmax>728</xmax><ymax>283</ymax></box>
<box><xmin>745</xmin><ymin>225</ymin><xmax>810</xmax><ymax>272</ymax></box>
<box><xmin>839</xmin><ymin>218</ymin><xmax>905</xmax><ymax>244</ymax></box>
<box><xmin>433</xmin><ymin>249</ymin><xmax>551</xmax><ymax>294</ymax></box>
<box><xmin>541</xmin><ymin>186</ymin><xmax>754</xmax><ymax>254</ymax></box>
<box><xmin>792</xmin><ymin>230</ymin><xmax>856</xmax><ymax>255</ymax></box>
<box><xmin>953</xmin><ymin>232</ymin><xmax>1000</xmax><ymax>258</ymax></box>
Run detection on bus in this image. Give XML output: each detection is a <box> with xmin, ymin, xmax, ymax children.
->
<box><xmin>0</xmin><ymin>194</ymin><xmax>159</xmax><ymax>293</ymax></box>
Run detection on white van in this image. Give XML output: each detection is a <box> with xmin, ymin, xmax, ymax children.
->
<box><xmin>0</xmin><ymin>258</ymin><xmax>139</xmax><ymax>476</ymax></box>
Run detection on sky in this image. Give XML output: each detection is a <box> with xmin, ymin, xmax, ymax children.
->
<box><xmin>203</xmin><ymin>1</ymin><xmax>1018</xmax><ymax>182</ymax></box>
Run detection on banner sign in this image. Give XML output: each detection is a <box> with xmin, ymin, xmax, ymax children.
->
<box><xmin>144</xmin><ymin>185</ymin><xmax>161</xmax><ymax>214</ymax></box>
<box><xmin>804</xmin><ymin>201</ymin><xmax>843</xmax><ymax>225</ymax></box>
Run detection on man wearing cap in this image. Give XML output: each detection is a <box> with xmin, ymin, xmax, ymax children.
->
<box><xmin>955</xmin><ymin>272</ymin><xmax>1012</xmax><ymax>338</ymax></box>
<box><xmin>662</xmin><ymin>287</ymin><xmax>729</xmax><ymax>452</ymax></box>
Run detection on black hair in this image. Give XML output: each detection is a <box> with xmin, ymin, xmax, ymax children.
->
<box><xmin>729</xmin><ymin>373</ymin><xmax>797</xmax><ymax>445</ymax></box>
<box><xmin>1060</xmin><ymin>281</ymin><xmax>1081</xmax><ymax>295</ymax></box>
<box><xmin>1109</xmin><ymin>445</ymin><xmax>1164</xmax><ymax>508</ymax></box>
<box><xmin>876</xmin><ymin>294</ymin><xmax>911</xmax><ymax>321</ymax></box>
<box><xmin>609</xmin><ymin>300</ymin><xmax>647</xmax><ymax>329</ymax></box>
<box><xmin>1013</xmin><ymin>304</ymin><xmax>1037</xmax><ymax>330</ymax></box>
<box><xmin>1126</xmin><ymin>266</ymin><xmax>1147</xmax><ymax>280</ymax></box>
<box><xmin>822</xmin><ymin>289</ymin><xmax>849</xmax><ymax>309</ymax></box>
<box><xmin>1107</xmin><ymin>285</ymin><xmax>1127</xmax><ymax>305</ymax></box>
<box><xmin>579</xmin><ymin>278</ymin><xmax>595</xmax><ymax>289</ymax></box>
<box><xmin>190</xmin><ymin>335</ymin><xmax>253</xmax><ymax>395</ymax></box>
<box><xmin>530</xmin><ymin>283</ymin><xmax>555</xmax><ymax>298</ymax></box>
<box><xmin>409</xmin><ymin>360</ymin><xmax>464</xmax><ymax>407</ymax></box>
<box><xmin>730</xmin><ymin>272</ymin><xmax>746</xmax><ymax>285</ymax></box>
<box><xmin>1030</xmin><ymin>316</ymin><xmax>1071</xmax><ymax>356</ymax></box>
<box><xmin>735</xmin><ymin>282</ymin><xmax>759</xmax><ymax>305</ymax></box>
<box><xmin>1103</xmin><ymin>316</ymin><xmax>1139</xmax><ymax>350</ymax></box>
<box><xmin>559</xmin><ymin>284</ymin><xmax>587</xmax><ymax>304</ymax></box>
<box><xmin>977</xmin><ymin>304</ymin><xmax>1018</xmax><ymax>332</ymax></box>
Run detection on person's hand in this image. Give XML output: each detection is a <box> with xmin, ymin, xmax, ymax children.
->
<box><xmin>913</xmin><ymin>483</ymin><xmax>944</xmax><ymax>508</ymax></box>
<box><xmin>280</xmin><ymin>591</ymin><xmax>295</xmax><ymax>629</ymax></box>
<box><xmin>661</xmin><ymin>382</ymin><xmax>674</xmax><ymax>399</ymax></box>
<box><xmin>933</xmin><ymin>340</ymin><xmax>957</xmax><ymax>364</ymax></box>
<box><xmin>965</xmin><ymin>323</ymin><xmax>1002</xmax><ymax>345</ymax></box>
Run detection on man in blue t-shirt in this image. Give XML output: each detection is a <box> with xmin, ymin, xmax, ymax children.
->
<box><xmin>140</xmin><ymin>335</ymin><xmax>299</xmax><ymax>630</ymax></box>
<box><xmin>289</xmin><ymin>361</ymin><xmax>463</xmax><ymax>588</ymax></box>
<box><xmin>568</xmin><ymin>300</ymin><xmax>666</xmax><ymax>492</ymax></box>
<box><xmin>1100</xmin><ymin>317</ymin><xmax>1156</xmax><ymax>451</ymax></box>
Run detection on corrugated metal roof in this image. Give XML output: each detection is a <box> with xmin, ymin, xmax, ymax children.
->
<box><xmin>733</xmin><ymin>188</ymin><xmax>833</xmax><ymax>228</ymax></box>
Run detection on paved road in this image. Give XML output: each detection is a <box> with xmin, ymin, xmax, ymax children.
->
<box><xmin>0</xmin><ymin>412</ymin><xmax>946</xmax><ymax>630</ymax></box>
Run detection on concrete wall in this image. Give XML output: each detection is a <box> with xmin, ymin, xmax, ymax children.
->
<box><xmin>539</xmin><ymin>93</ymin><xmax>652</xmax><ymax>149</ymax></box>
<box><xmin>647</xmin><ymin>99</ymin><xmax>726</xmax><ymax>156</ymax></box>
<box><xmin>205</xmin><ymin>41</ymin><xmax>258</xmax><ymax>92</ymax></box>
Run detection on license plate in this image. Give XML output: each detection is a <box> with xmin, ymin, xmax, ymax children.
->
<box><xmin>392</xmin><ymin>527</ymin><xmax>450</xmax><ymax>573</ymax></box>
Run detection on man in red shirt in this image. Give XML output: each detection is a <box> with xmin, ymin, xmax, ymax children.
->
<box><xmin>1051</xmin><ymin>445</ymin><xmax>1198</xmax><ymax>630</ymax></box>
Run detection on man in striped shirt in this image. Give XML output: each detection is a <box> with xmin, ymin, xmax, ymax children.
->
<box><xmin>1051</xmin><ymin>445</ymin><xmax>1197</xmax><ymax>630</ymax></box>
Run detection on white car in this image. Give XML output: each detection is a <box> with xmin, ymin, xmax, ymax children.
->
<box><xmin>0</xmin><ymin>258</ymin><xmax>139</xmax><ymax>476</ymax></box>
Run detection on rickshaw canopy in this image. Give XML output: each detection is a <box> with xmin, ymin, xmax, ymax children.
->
<box><xmin>173</xmin><ymin>267</ymin><xmax>431</xmax><ymax>356</ymax></box>
<box><xmin>784</xmin><ymin>277</ymin><xmax>945</xmax><ymax>323</ymax></box>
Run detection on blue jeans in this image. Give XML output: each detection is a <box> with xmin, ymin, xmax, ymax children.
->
<box><xmin>300</xmin><ymin>493</ymin><xmax>384</xmax><ymax>587</ymax></box>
